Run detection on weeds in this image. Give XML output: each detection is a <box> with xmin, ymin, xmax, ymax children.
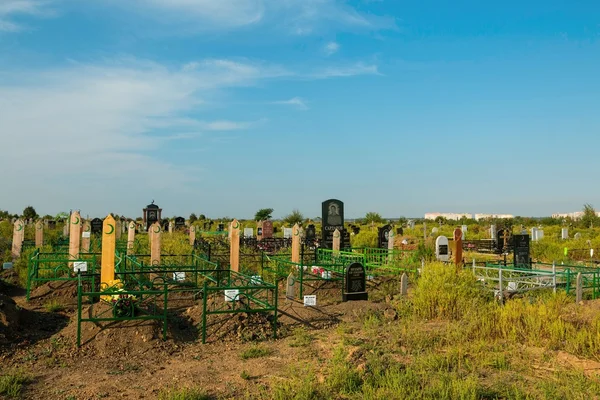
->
<box><xmin>240</xmin><ymin>344</ymin><xmax>272</xmax><ymax>360</ymax></box>
<box><xmin>0</xmin><ymin>369</ymin><xmax>31</xmax><ymax>398</ymax></box>
<box><xmin>158</xmin><ymin>387</ymin><xmax>212</xmax><ymax>400</ymax></box>
<box><xmin>43</xmin><ymin>299</ymin><xmax>64</xmax><ymax>313</ymax></box>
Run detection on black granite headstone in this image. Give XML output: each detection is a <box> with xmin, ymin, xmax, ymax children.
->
<box><xmin>321</xmin><ymin>199</ymin><xmax>344</xmax><ymax>249</ymax></box>
<box><xmin>513</xmin><ymin>234</ymin><xmax>530</xmax><ymax>268</ymax></box>
<box><xmin>305</xmin><ymin>224</ymin><xmax>316</xmax><ymax>241</ymax></box>
<box><xmin>175</xmin><ymin>217</ymin><xmax>185</xmax><ymax>230</ymax></box>
<box><xmin>218</xmin><ymin>223</ymin><xmax>225</xmax><ymax>232</ymax></box>
<box><xmin>343</xmin><ymin>262</ymin><xmax>368</xmax><ymax>301</ymax></box>
<box><xmin>378</xmin><ymin>225</ymin><xmax>391</xmax><ymax>249</ymax></box>
<box><xmin>91</xmin><ymin>218</ymin><xmax>103</xmax><ymax>235</ymax></box>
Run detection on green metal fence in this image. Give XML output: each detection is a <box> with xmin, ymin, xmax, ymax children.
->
<box><xmin>26</xmin><ymin>249</ymin><xmax>99</xmax><ymax>300</ymax></box>
<box><xmin>261</xmin><ymin>255</ymin><xmax>345</xmax><ymax>299</ymax></box>
<box><xmin>76</xmin><ymin>276</ymin><xmax>168</xmax><ymax>347</ymax></box>
<box><xmin>201</xmin><ymin>269</ymin><xmax>278</xmax><ymax>343</ymax></box>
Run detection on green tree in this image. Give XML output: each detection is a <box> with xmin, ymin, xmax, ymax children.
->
<box><xmin>434</xmin><ymin>216</ymin><xmax>447</xmax><ymax>225</ymax></box>
<box><xmin>283</xmin><ymin>209</ymin><xmax>304</xmax><ymax>225</ymax></box>
<box><xmin>255</xmin><ymin>208</ymin><xmax>274</xmax><ymax>221</ymax></box>
<box><xmin>581</xmin><ymin>204</ymin><xmax>599</xmax><ymax>228</ymax></box>
<box><xmin>22</xmin><ymin>206</ymin><xmax>38</xmax><ymax>220</ymax></box>
<box><xmin>364</xmin><ymin>212</ymin><xmax>384</xmax><ymax>224</ymax></box>
<box><xmin>199</xmin><ymin>214</ymin><xmax>206</xmax><ymax>220</ymax></box>
<box><xmin>189</xmin><ymin>213</ymin><xmax>198</xmax><ymax>223</ymax></box>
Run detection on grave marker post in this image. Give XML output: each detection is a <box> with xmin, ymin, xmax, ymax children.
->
<box><xmin>115</xmin><ymin>219</ymin><xmax>122</xmax><ymax>240</ymax></box>
<box><xmin>387</xmin><ymin>229</ymin><xmax>395</xmax><ymax>262</ymax></box>
<box><xmin>189</xmin><ymin>225</ymin><xmax>196</xmax><ymax>246</ymax></box>
<box><xmin>11</xmin><ymin>219</ymin><xmax>25</xmax><ymax>260</ymax></box>
<box><xmin>150</xmin><ymin>222</ymin><xmax>161</xmax><ymax>266</ymax></box>
<box><xmin>435</xmin><ymin>236</ymin><xmax>449</xmax><ymax>262</ymax></box>
<box><xmin>400</xmin><ymin>272</ymin><xmax>408</xmax><ymax>296</ymax></box>
<box><xmin>286</xmin><ymin>273</ymin><xmax>296</xmax><ymax>300</ymax></box>
<box><xmin>332</xmin><ymin>229</ymin><xmax>341</xmax><ymax>253</ymax></box>
<box><xmin>81</xmin><ymin>220</ymin><xmax>91</xmax><ymax>253</ymax></box>
<box><xmin>230</xmin><ymin>219</ymin><xmax>240</xmax><ymax>272</ymax></box>
<box><xmin>69</xmin><ymin>211</ymin><xmax>82</xmax><ymax>266</ymax></box>
<box><xmin>291</xmin><ymin>224</ymin><xmax>301</xmax><ymax>264</ymax></box>
<box><xmin>101</xmin><ymin>215</ymin><xmax>117</xmax><ymax>288</ymax></box>
<box><xmin>169</xmin><ymin>221</ymin><xmax>174</xmax><ymax>234</ymax></box>
<box><xmin>127</xmin><ymin>221</ymin><xmax>136</xmax><ymax>255</ymax></box>
<box><xmin>454</xmin><ymin>228</ymin><xmax>463</xmax><ymax>267</ymax></box>
<box><xmin>576</xmin><ymin>273</ymin><xmax>583</xmax><ymax>303</ymax></box>
<box><xmin>35</xmin><ymin>220</ymin><xmax>44</xmax><ymax>248</ymax></box>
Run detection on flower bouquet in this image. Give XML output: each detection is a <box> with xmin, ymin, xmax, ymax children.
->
<box><xmin>110</xmin><ymin>290</ymin><xmax>138</xmax><ymax>318</ymax></box>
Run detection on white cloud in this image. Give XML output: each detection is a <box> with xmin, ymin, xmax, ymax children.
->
<box><xmin>272</xmin><ymin>97</ymin><xmax>308</xmax><ymax>110</ymax></box>
<box><xmin>0</xmin><ymin>0</ymin><xmax>53</xmax><ymax>32</ymax></box>
<box><xmin>312</xmin><ymin>62</ymin><xmax>381</xmax><ymax>78</ymax></box>
<box><xmin>324</xmin><ymin>41</ymin><xmax>340</xmax><ymax>56</ymax></box>
<box><xmin>98</xmin><ymin>0</ymin><xmax>395</xmax><ymax>35</ymax></box>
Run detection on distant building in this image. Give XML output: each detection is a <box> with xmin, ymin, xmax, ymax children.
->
<box><xmin>552</xmin><ymin>211</ymin><xmax>600</xmax><ymax>219</ymax></box>
<box><xmin>424</xmin><ymin>213</ymin><xmax>472</xmax><ymax>221</ymax></box>
<box><xmin>474</xmin><ymin>214</ymin><xmax>514</xmax><ymax>221</ymax></box>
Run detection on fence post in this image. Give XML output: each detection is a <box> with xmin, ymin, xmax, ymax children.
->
<box><xmin>552</xmin><ymin>261</ymin><xmax>556</xmax><ymax>294</ymax></box>
<box><xmin>498</xmin><ymin>268</ymin><xmax>504</xmax><ymax>305</ymax></box>
<box><xmin>576</xmin><ymin>272</ymin><xmax>583</xmax><ymax>303</ymax></box>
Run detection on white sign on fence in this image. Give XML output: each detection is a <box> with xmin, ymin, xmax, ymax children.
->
<box><xmin>73</xmin><ymin>262</ymin><xmax>87</xmax><ymax>272</ymax></box>
<box><xmin>173</xmin><ymin>272</ymin><xmax>185</xmax><ymax>282</ymax></box>
<box><xmin>224</xmin><ymin>289</ymin><xmax>240</xmax><ymax>302</ymax></box>
<box><xmin>303</xmin><ymin>295</ymin><xmax>317</xmax><ymax>307</ymax></box>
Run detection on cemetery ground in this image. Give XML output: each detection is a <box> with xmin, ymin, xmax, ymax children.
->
<box><xmin>3</xmin><ymin>216</ymin><xmax>600</xmax><ymax>399</ymax></box>
<box><xmin>2</xmin><ymin>262</ymin><xmax>600</xmax><ymax>399</ymax></box>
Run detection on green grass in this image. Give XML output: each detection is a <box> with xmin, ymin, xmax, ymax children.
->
<box><xmin>288</xmin><ymin>328</ymin><xmax>314</xmax><ymax>348</ymax></box>
<box><xmin>0</xmin><ymin>370</ymin><xmax>31</xmax><ymax>398</ymax></box>
<box><xmin>240</xmin><ymin>344</ymin><xmax>272</xmax><ymax>360</ymax></box>
<box><xmin>158</xmin><ymin>387</ymin><xmax>212</xmax><ymax>400</ymax></box>
<box><xmin>43</xmin><ymin>299</ymin><xmax>64</xmax><ymax>313</ymax></box>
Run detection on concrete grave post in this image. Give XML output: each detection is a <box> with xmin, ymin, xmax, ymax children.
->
<box><xmin>400</xmin><ymin>272</ymin><xmax>408</xmax><ymax>296</ymax></box>
<box><xmin>189</xmin><ymin>225</ymin><xmax>196</xmax><ymax>246</ymax></box>
<box><xmin>169</xmin><ymin>221</ymin><xmax>174</xmax><ymax>234</ymax></box>
<box><xmin>490</xmin><ymin>225</ymin><xmax>497</xmax><ymax>240</ymax></box>
<box><xmin>150</xmin><ymin>222</ymin><xmax>161</xmax><ymax>266</ymax></box>
<box><xmin>230</xmin><ymin>219</ymin><xmax>240</xmax><ymax>272</ymax></box>
<box><xmin>115</xmin><ymin>220</ymin><xmax>122</xmax><ymax>240</ymax></box>
<box><xmin>291</xmin><ymin>223</ymin><xmax>301</xmax><ymax>264</ymax></box>
<box><xmin>35</xmin><ymin>220</ymin><xmax>44</xmax><ymax>248</ymax></box>
<box><xmin>127</xmin><ymin>221</ymin><xmax>136</xmax><ymax>255</ymax></box>
<box><xmin>576</xmin><ymin>273</ymin><xmax>583</xmax><ymax>303</ymax></box>
<box><xmin>332</xmin><ymin>229</ymin><xmax>341</xmax><ymax>253</ymax></box>
<box><xmin>286</xmin><ymin>272</ymin><xmax>296</xmax><ymax>300</ymax></box>
<box><xmin>81</xmin><ymin>220</ymin><xmax>91</xmax><ymax>253</ymax></box>
<box><xmin>11</xmin><ymin>219</ymin><xmax>25</xmax><ymax>260</ymax></box>
<box><xmin>69</xmin><ymin>211</ymin><xmax>82</xmax><ymax>265</ymax></box>
<box><xmin>101</xmin><ymin>215</ymin><xmax>117</xmax><ymax>288</ymax></box>
<box><xmin>561</xmin><ymin>228</ymin><xmax>569</xmax><ymax>240</ymax></box>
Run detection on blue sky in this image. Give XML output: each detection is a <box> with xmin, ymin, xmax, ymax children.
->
<box><xmin>0</xmin><ymin>0</ymin><xmax>599</xmax><ymax>219</ymax></box>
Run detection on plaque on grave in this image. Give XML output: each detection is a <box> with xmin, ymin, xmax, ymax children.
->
<box><xmin>143</xmin><ymin>201</ymin><xmax>162</xmax><ymax>231</ymax></box>
<box><xmin>513</xmin><ymin>234</ymin><xmax>530</xmax><ymax>268</ymax></box>
<box><xmin>262</xmin><ymin>221</ymin><xmax>273</xmax><ymax>238</ymax></box>
<box><xmin>378</xmin><ymin>225</ymin><xmax>391</xmax><ymax>249</ymax></box>
<box><xmin>343</xmin><ymin>262</ymin><xmax>368</xmax><ymax>301</ymax></box>
<box><xmin>321</xmin><ymin>199</ymin><xmax>344</xmax><ymax>249</ymax></box>
<box><xmin>91</xmin><ymin>218</ymin><xmax>103</xmax><ymax>235</ymax></box>
<box><xmin>174</xmin><ymin>217</ymin><xmax>186</xmax><ymax>230</ymax></box>
<box><xmin>257</xmin><ymin>227</ymin><xmax>263</xmax><ymax>236</ymax></box>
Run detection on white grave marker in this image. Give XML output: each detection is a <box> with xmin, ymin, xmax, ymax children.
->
<box><xmin>435</xmin><ymin>236</ymin><xmax>449</xmax><ymax>262</ymax></box>
<box><xmin>303</xmin><ymin>295</ymin><xmax>317</xmax><ymax>307</ymax></box>
<box><xmin>224</xmin><ymin>289</ymin><xmax>239</xmax><ymax>302</ymax></box>
<box><xmin>173</xmin><ymin>272</ymin><xmax>185</xmax><ymax>282</ymax></box>
<box><xmin>283</xmin><ymin>228</ymin><xmax>293</xmax><ymax>239</ymax></box>
<box><xmin>73</xmin><ymin>262</ymin><xmax>88</xmax><ymax>272</ymax></box>
<box><xmin>561</xmin><ymin>228</ymin><xmax>569</xmax><ymax>240</ymax></box>
<box><xmin>243</xmin><ymin>228</ymin><xmax>254</xmax><ymax>238</ymax></box>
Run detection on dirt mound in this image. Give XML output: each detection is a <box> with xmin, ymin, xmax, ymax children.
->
<box><xmin>0</xmin><ymin>294</ymin><xmax>20</xmax><ymax>344</ymax></box>
<box><xmin>58</xmin><ymin>303</ymin><xmax>177</xmax><ymax>359</ymax></box>
<box><xmin>29</xmin><ymin>280</ymin><xmax>79</xmax><ymax>305</ymax></box>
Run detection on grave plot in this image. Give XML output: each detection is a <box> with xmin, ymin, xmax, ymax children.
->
<box><xmin>474</xmin><ymin>262</ymin><xmax>600</xmax><ymax>300</ymax></box>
